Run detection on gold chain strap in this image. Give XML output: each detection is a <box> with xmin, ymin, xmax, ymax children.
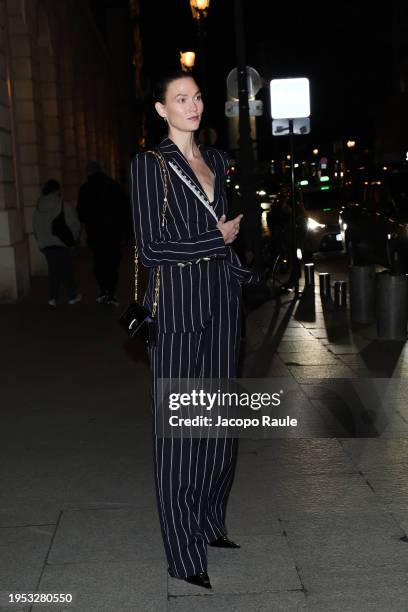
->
<box><xmin>134</xmin><ymin>150</ymin><xmax>168</xmax><ymax>318</ymax></box>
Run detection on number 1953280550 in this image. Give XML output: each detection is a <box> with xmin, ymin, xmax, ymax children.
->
<box><xmin>7</xmin><ymin>592</ymin><xmax>73</xmax><ymax>604</ymax></box>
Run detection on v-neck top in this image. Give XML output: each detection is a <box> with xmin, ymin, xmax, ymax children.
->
<box><xmin>192</xmin><ymin>145</ymin><xmax>216</xmax><ymax>204</ymax></box>
<box><xmin>165</xmin><ymin>138</ymin><xmax>216</xmax><ymax>204</ymax></box>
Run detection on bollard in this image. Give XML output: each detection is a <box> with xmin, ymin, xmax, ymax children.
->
<box><xmin>304</xmin><ymin>262</ymin><xmax>315</xmax><ymax>286</ymax></box>
<box><xmin>350</xmin><ymin>265</ymin><xmax>376</xmax><ymax>324</ymax></box>
<box><xmin>319</xmin><ymin>272</ymin><xmax>331</xmax><ymax>298</ymax></box>
<box><xmin>376</xmin><ymin>272</ymin><xmax>408</xmax><ymax>340</ymax></box>
<box><xmin>334</xmin><ymin>280</ymin><xmax>347</xmax><ymax>307</ymax></box>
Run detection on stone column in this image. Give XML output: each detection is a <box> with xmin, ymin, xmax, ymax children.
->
<box><xmin>72</xmin><ymin>80</ymin><xmax>88</xmax><ymax>185</ymax></box>
<box><xmin>0</xmin><ymin>0</ymin><xmax>31</xmax><ymax>298</ymax></box>
<box><xmin>82</xmin><ymin>57</ymin><xmax>97</xmax><ymax>163</ymax></box>
<box><xmin>94</xmin><ymin>74</ymin><xmax>106</xmax><ymax>168</ymax></box>
<box><xmin>6</xmin><ymin>0</ymin><xmax>49</xmax><ymax>277</ymax></box>
<box><xmin>60</xmin><ymin>44</ymin><xmax>79</xmax><ymax>202</ymax></box>
<box><xmin>38</xmin><ymin>44</ymin><xmax>62</xmax><ymax>183</ymax></box>
<box><xmin>101</xmin><ymin>82</ymin><xmax>111</xmax><ymax>174</ymax></box>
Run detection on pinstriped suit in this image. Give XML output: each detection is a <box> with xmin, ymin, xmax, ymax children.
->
<box><xmin>130</xmin><ymin>137</ymin><xmax>258</xmax><ymax>578</ymax></box>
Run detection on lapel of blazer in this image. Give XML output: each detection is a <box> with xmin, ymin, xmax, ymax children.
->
<box><xmin>198</xmin><ymin>144</ymin><xmax>221</xmax><ymax>206</ymax></box>
<box><xmin>158</xmin><ymin>138</ymin><xmax>219</xmax><ymax>206</ymax></box>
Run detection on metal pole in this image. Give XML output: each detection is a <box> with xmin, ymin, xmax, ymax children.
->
<box><xmin>196</xmin><ymin>18</ymin><xmax>206</xmax><ymax>90</ymax></box>
<box><xmin>233</xmin><ymin>0</ymin><xmax>262</xmax><ymax>268</ymax></box>
<box><xmin>289</xmin><ymin>120</ymin><xmax>300</xmax><ymax>295</ymax></box>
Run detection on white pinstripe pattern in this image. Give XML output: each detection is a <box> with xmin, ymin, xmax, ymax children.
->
<box><xmin>130</xmin><ymin>139</ymin><xmax>258</xmax><ymax>579</ymax></box>
<box><xmin>129</xmin><ymin>139</ymin><xmax>259</xmax><ymax>334</ymax></box>
<box><xmin>148</xmin><ymin>289</ymin><xmax>240</xmax><ymax>577</ymax></box>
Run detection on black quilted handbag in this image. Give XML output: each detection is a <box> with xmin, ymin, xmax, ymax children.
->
<box><xmin>119</xmin><ymin>151</ymin><xmax>168</xmax><ymax>345</ymax></box>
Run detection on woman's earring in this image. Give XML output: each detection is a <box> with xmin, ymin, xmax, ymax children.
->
<box><xmin>163</xmin><ymin>116</ymin><xmax>167</xmax><ymax>122</ymax></box>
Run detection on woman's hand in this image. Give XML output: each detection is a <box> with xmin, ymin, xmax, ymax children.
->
<box><xmin>217</xmin><ymin>214</ymin><xmax>243</xmax><ymax>244</ymax></box>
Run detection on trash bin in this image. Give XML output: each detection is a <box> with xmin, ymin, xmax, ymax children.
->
<box><xmin>350</xmin><ymin>265</ymin><xmax>376</xmax><ymax>324</ymax></box>
<box><xmin>334</xmin><ymin>280</ymin><xmax>347</xmax><ymax>307</ymax></box>
<box><xmin>376</xmin><ymin>272</ymin><xmax>408</xmax><ymax>340</ymax></box>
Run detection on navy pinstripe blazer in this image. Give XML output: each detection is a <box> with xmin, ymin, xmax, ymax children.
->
<box><xmin>130</xmin><ymin>137</ymin><xmax>258</xmax><ymax>333</ymax></box>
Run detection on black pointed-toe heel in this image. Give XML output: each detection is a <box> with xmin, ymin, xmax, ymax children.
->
<box><xmin>185</xmin><ymin>571</ymin><xmax>212</xmax><ymax>589</ymax></box>
<box><xmin>209</xmin><ymin>535</ymin><xmax>240</xmax><ymax>548</ymax></box>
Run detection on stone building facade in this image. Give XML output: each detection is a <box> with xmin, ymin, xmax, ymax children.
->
<box><xmin>0</xmin><ymin>0</ymin><xmax>123</xmax><ymax>301</ymax></box>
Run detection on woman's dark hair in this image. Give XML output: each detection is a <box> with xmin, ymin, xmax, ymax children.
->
<box><xmin>42</xmin><ymin>179</ymin><xmax>60</xmax><ymax>196</ymax></box>
<box><xmin>153</xmin><ymin>70</ymin><xmax>199</xmax><ymax>104</ymax></box>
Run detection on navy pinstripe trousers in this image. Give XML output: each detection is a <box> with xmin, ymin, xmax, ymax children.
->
<box><xmin>148</xmin><ymin>263</ymin><xmax>241</xmax><ymax>578</ymax></box>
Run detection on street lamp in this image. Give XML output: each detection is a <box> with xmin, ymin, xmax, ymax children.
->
<box><xmin>190</xmin><ymin>0</ymin><xmax>210</xmax><ymax>20</ymax></box>
<box><xmin>189</xmin><ymin>0</ymin><xmax>210</xmax><ymax>143</ymax></box>
<box><xmin>180</xmin><ymin>51</ymin><xmax>196</xmax><ymax>71</ymax></box>
<box><xmin>346</xmin><ymin>140</ymin><xmax>356</xmax><ymax>149</ymax></box>
<box><xmin>189</xmin><ymin>0</ymin><xmax>210</xmax><ymax>66</ymax></box>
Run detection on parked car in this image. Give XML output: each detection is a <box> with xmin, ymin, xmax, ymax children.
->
<box><xmin>339</xmin><ymin>169</ymin><xmax>408</xmax><ymax>272</ymax></box>
<box><xmin>299</xmin><ymin>184</ymin><xmax>344</xmax><ymax>256</ymax></box>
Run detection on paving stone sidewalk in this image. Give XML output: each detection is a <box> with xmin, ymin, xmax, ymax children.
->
<box><xmin>1</xmin><ymin>250</ymin><xmax>408</xmax><ymax>611</ymax></box>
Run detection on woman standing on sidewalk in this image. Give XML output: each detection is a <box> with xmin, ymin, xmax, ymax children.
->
<box><xmin>130</xmin><ymin>71</ymin><xmax>258</xmax><ymax>589</ymax></box>
<box><xmin>33</xmin><ymin>179</ymin><xmax>81</xmax><ymax>308</ymax></box>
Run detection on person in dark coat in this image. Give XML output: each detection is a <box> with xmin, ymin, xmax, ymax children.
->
<box><xmin>130</xmin><ymin>70</ymin><xmax>259</xmax><ymax>591</ymax></box>
<box><xmin>77</xmin><ymin>162</ymin><xmax>127</xmax><ymax>306</ymax></box>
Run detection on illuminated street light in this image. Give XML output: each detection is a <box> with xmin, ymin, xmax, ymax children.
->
<box><xmin>180</xmin><ymin>51</ymin><xmax>196</xmax><ymax>71</ymax></box>
<box><xmin>312</xmin><ymin>148</ymin><xmax>319</xmax><ymax>155</ymax></box>
<box><xmin>346</xmin><ymin>140</ymin><xmax>356</xmax><ymax>149</ymax></box>
<box><xmin>189</xmin><ymin>0</ymin><xmax>210</xmax><ymax>87</ymax></box>
<box><xmin>190</xmin><ymin>0</ymin><xmax>210</xmax><ymax>20</ymax></box>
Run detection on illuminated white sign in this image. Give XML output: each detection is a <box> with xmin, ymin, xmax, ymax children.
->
<box><xmin>270</xmin><ymin>78</ymin><xmax>310</xmax><ymax>119</ymax></box>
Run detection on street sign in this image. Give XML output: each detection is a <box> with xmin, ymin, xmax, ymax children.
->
<box><xmin>270</xmin><ymin>77</ymin><xmax>310</xmax><ymax>119</ymax></box>
<box><xmin>226</xmin><ymin>66</ymin><xmax>262</xmax><ymax>99</ymax></box>
<box><xmin>272</xmin><ymin>119</ymin><xmax>290</xmax><ymax>136</ymax></box>
<box><xmin>269</xmin><ymin>78</ymin><xmax>311</xmax><ymax>295</ymax></box>
<box><xmin>225</xmin><ymin>101</ymin><xmax>239</xmax><ymax>117</ymax></box>
<box><xmin>293</xmin><ymin>117</ymin><xmax>310</xmax><ymax>134</ymax></box>
<box><xmin>225</xmin><ymin>100</ymin><xmax>263</xmax><ymax>117</ymax></box>
<box><xmin>249</xmin><ymin>99</ymin><xmax>263</xmax><ymax>116</ymax></box>
<box><xmin>272</xmin><ymin>117</ymin><xmax>310</xmax><ymax>136</ymax></box>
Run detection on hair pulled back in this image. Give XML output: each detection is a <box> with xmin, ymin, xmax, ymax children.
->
<box><xmin>153</xmin><ymin>70</ymin><xmax>199</xmax><ymax>104</ymax></box>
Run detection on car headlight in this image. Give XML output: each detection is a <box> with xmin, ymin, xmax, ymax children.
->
<box><xmin>307</xmin><ymin>217</ymin><xmax>326</xmax><ymax>231</ymax></box>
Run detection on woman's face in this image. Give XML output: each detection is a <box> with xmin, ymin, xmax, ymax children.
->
<box><xmin>155</xmin><ymin>77</ymin><xmax>203</xmax><ymax>134</ymax></box>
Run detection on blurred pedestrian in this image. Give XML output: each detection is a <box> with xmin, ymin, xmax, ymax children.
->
<box><xmin>77</xmin><ymin>162</ymin><xmax>127</xmax><ymax>306</ymax></box>
<box><xmin>33</xmin><ymin>179</ymin><xmax>81</xmax><ymax>308</ymax></box>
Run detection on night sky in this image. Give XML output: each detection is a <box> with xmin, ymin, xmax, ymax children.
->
<box><xmin>107</xmin><ymin>1</ymin><xmax>405</xmax><ymax>160</ymax></box>
<box><xmin>139</xmin><ymin>1</ymin><xmax>400</xmax><ymax>157</ymax></box>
